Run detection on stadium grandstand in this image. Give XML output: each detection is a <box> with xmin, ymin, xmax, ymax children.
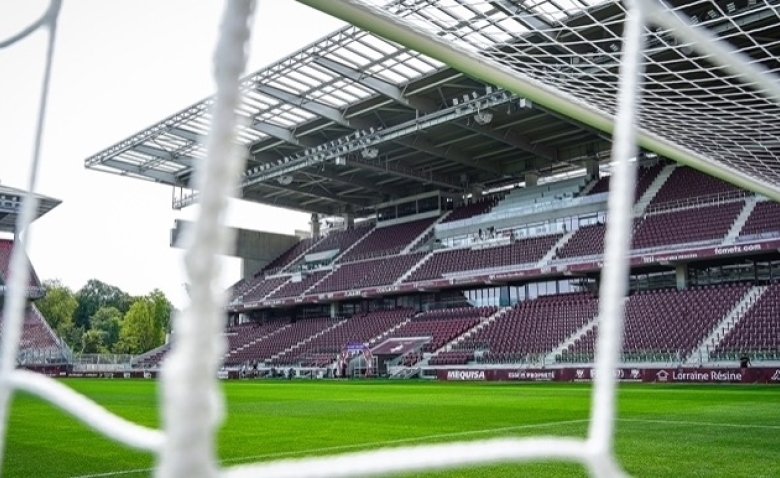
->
<box><xmin>0</xmin><ymin>184</ymin><xmax>70</xmax><ymax>367</ymax></box>
<box><xmin>83</xmin><ymin>0</ymin><xmax>779</xmax><ymax>379</ymax></box>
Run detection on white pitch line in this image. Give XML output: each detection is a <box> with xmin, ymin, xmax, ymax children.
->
<box><xmin>69</xmin><ymin>419</ymin><xmax>589</xmax><ymax>478</ymax></box>
<box><xmin>618</xmin><ymin>418</ymin><xmax>780</xmax><ymax>430</ymax></box>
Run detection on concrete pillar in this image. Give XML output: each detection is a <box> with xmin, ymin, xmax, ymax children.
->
<box><xmin>330</xmin><ymin>302</ymin><xmax>339</xmax><ymax>318</ymax></box>
<box><xmin>675</xmin><ymin>264</ymin><xmax>689</xmax><ymax>290</ymax></box>
<box><xmin>585</xmin><ymin>159</ymin><xmax>600</xmax><ymax>181</ymax></box>
<box><xmin>469</xmin><ymin>185</ymin><xmax>483</xmax><ymax>203</ymax></box>
<box><xmin>525</xmin><ymin>172</ymin><xmax>539</xmax><ymax>187</ymax></box>
<box><xmin>342</xmin><ymin>213</ymin><xmax>354</xmax><ymax>229</ymax></box>
<box><xmin>241</xmin><ymin>259</ymin><xmax>265</xmax><ymax>280</ymax></box>
<box><xmin>310</xmin><ymin>213</ymin><xmax>320</xmax><ymax>237</ymax></box>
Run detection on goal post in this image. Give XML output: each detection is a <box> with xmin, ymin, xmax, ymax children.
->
<box><xmin>295</xmin><ymin>0</ymin><xmax>780</xmax><ymax>204</ymax></box>
<box><xmin>2</xmin><ymin>1</ymin><xmax>780</xmax><ymax>478</ymax></box>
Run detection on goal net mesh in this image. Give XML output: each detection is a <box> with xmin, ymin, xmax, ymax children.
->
<box><xmin>1</xmin><ymin>0</ymin><xmax>779</xmax><ymax>478</ymax></box>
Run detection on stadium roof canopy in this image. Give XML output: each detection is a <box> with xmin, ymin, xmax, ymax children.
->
<box><xmin>85</xmin><ymin>0</ymin><xmax>780</xmax><ymax>216</ymax></box>
<box><xmin>0</xmin><ymin>184</ymin><xmax>61</xmax><ymax>233</ymax></box>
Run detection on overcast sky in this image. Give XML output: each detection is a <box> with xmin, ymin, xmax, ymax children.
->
<box><xmin>1</xmin><ymin>1</ymin><xmax>346</xmax><ymax>307</ymax></box>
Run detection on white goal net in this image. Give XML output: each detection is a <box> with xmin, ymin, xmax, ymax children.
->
<box><xmin>1</xmin><ymin>0</ymin><xmax>779</xmax><ymax>477</ymax></box>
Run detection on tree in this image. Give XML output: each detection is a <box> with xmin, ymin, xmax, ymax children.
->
<box><xmin>148</xmin><ymin>289</ymin><xmax>173</xmax><ymax>336</ymax></box>
<box><xmin>116</xmin><ymin>291</ymin><xmax>172</xmax><ymax>354</ymax></box>
<box><xmin>81</xmin><ymin>329</ymin><xmax>105</xmax><ymax>354</ymax></box>
<box><xmin>90</xmin><ymin>306</ymin><xmax>122</xmax><ymax>350</ymax></box>
<box><xmin>35</xmin><ymin>280</ymin><xmax>78</xmax><ymax>332</ymax></box>
<box><xmin>74</xmin><ymin>279</ymin><xmax>132</xmax><ymax>330</ymax></box>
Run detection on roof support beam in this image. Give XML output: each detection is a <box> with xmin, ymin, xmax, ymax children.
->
<box><xmin>310</xmin><ymin>57</ymin><xmax>530</xmax><ymax>173</ymax></box>
<box><xmin>394</xmin><ymin>135</ymin><xmax>503</xmax><ymax>175</ymax></box>
<box><xmin>101</xmin><ymin>159</ymin><xmax>178</xmax><ymax>184</ymax></box>
<box><xmin>458</xmin><ymin>121</ymin><xmax>558</xmax><ymax>161</ymax></box>
<box><xmin>312</xmin><ymin>56</ymin><xmax>437</xmax><ymax>112</ymax></box>
<box><xmin>343</xmin><ymin>157</ymin><xmax>459</xmax><ymax>190</ymax></box>
<box><xmin>133</xmin><ymin>144</ymin><xmax>196</xmax><ymax>166</ymax></box>
<box><xmin>253</xmin><ymin>181</ymin><xmax>370</xmax><ymax>209</ymax></box>
<box><xmin>251</xmin><ymin>121</ymin><xmax>308</xmax><ymax>146</ymax></box>
<box><xmin>168</xmin><ymin>127</ymin><xmax>204</xmax><ymax>143</ymax></box>
<box><xmin>312</xmin><ymin>166</ymin><xmax>400</xmax><ymax>199</ymax></box>
<box><xmin>256</xmin><ymin>85</ymin><xmax>351</xmax><ymax>126</ymax></box>
<box><xmin>242</xmin><ymin>188</ymin><xmax>335</xmax><ymax>215</ymax></box>
<box><xmin>489</xmin><ymin>0</ymin><xmax>551</xmax><ymax>32</ymax></box>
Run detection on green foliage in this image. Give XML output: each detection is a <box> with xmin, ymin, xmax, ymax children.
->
<box><xmin>90</xmin><ymin>307</ymin><xmax>123</xmax><ymax>350</ymax></box>
<box><xmin>4</xmin><ymin>382</ymin><xmax>780</xmax><ymax>478</ymax></box>
<box><xmin>36</xmin><ymin>278</ymin><xmax>173</xmax><ymax>354</ymax></box>
<box><xmin>35</xmin><ymin>279</ymin><xmax>78</xmax><ymax>332</ymax></box>
<box><xmin>116</xmin><ymin>292</ymin><xmax>170</xmax><ymax>354</ymax></box>
<box><xmin>73</xmin><ymin>279</ymin><xmax>132</xmax><ymax>330</ymax></box>
<box><xmin>80</xmin><ymin>329</ymin><xmax>105</xmax><ymax>354</ymax></box>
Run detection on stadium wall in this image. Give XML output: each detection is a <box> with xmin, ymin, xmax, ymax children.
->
<box><xmin>436</xmin><ymin>367</ymin><xmax>780</xmax><ymax>384</ymax></box>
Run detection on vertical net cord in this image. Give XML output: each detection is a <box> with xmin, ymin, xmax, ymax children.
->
<box><xmin>585</xmin><ymin>1</ymin><xmax>645</xmax><ymax>476</ymax></box>
<box><xmin>0</xmin><ymin>1</ymin><xmax>62</xmax><ymax>472</ymax></box>
<box><xmin>155</xmin><ymin>1</ymin><xmax>256</xmax><ymax>478</ymax></box>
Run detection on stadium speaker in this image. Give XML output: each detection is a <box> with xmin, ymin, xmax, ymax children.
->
<box><xmin>473</xmin><ymin>111</ymin><xmax>493</xmax><ymax>125</ymax></box>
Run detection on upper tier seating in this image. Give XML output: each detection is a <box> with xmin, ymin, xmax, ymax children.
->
<box><xmin>566</xmin><ymin>283</ymin><xmax>750</xmax><ymax>362</ymax></box>
<box><xmin>310</xmin><ymin>253</ymin><xmax>426</xmax><ymax>294</ymax></box>
<box><xmin>5</xmin><ymin>305</ymin><xmax>61</xmax><ymax>351</ymax></box>
<box><xmin>441</xmin><ymin>197</ymin><xmax>499</xmax><ymax>223</ymax></box>
<box><xmin>586</xmin><ymin>163</ymin><xmax>665</xmax><ymax>201</ymax></box>
<box><xmin>631</xmin><ymin>202</ymin><xmax>743</xmax><ymax>250</ymax></box>
<box><xmin>407</xmin><ymin>233</ymin><xmax>562</xmax><ymax>282</ymax></box>
<box><xmin>455</xmin><ymin>293</ymin><xmax>598</xmax><ymax>363</ymax></box>
<box><xmin>305</xmin><ymin>224</ymin><xmax>373</xmax><ymax>256</ymax></box>
<box><xmin>241</xmin><ymin>276</ymin><xmax>290</xmax><ymax>302</ymax></box>
<box><xmin>0</xmin><ymin>239</ymin><xmax>41</xmax><ymax>287</ymax></box>
<box><xmin>267</xmin><ymin>270</ymin><xmax>329</xmax><ymax>299</ymax></box>
<box><xmin>262</xmin><ymin>237</ymin><xmax>318</xmax><ymax>273</ymax></box>
<box><xmin>555</xmin><ymin>223</ymin><xmax>609</xmax><ymax>260</ymax></box>
<box><xmin>739</xmin><ymin>201</ymin><xmax>780</xmax><ymax>238</ymax></box>
<box><xmin>650</xmin><ymin>166</ymin><xmax>740</xmax><ymax>205</ymax></box>
<box><xmin>277</xmin><ymin>308</ymin><xmax>415</xmax><ymax>366</ymax></box>
<box><xmin>712</xmin><ymin>283</ymin><xmax>780</xmax><ymax>360</ymax></box>
<box><xmin>491</xmin><ymin>177</ymin><xmax>586</xmax><ymax>215</ymax></box>
<box><xmin>340</xmin><ymin>217</ymin><xmax>437</xmax><ymax>262</ymax></box>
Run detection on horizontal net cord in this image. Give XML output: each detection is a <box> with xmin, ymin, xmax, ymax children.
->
<box><xmin>6</xmin><ymin>370</ymin><xmax>164</xmax><ymax>452</ymax></box>
<box><xmin>220</xmin><ymin>437</ymin><xmax>593</xmax><ymax>478</ymax></box>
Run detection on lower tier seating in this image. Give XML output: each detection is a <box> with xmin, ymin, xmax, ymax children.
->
<box><xmin>712</xmin><ymin>283</ymin><xmax>780</xmax><ymax>361</ymax></box>
<box><xmin>564</xmin><ymin>283</ymin><xmax>750</xmax><ymax>363</ymax></box>
<box><xmin>276</xmin><ymin>309</ymin><xmax>415</xmax><ymax>366</ymax></box>
<box><xmin>460</xmin><ymin>293</ymin><xmax>599</xmax><ymax>363</ymax></box>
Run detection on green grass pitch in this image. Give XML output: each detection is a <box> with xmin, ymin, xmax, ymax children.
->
<box><xmin>3</xmin><ymin>380</ymin><xmax>779</xmax><ymax>477</ymax></box>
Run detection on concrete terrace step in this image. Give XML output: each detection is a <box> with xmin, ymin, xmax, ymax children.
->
<box><xmin>686</xmin><ymin>285</ymin><xmax>767</xmax><ymax>365</ymax></box>
<box><xmin>271</xmin><ymin>319</ymin><xmax>348</xmax><ymax>362</ymax></box>
<box><xmin>723</xmin><ymin>196</ymin><xmax>758</xmax><ymax>244</ymax></box>
<box><xmin>402</xmin><ymin>211</ymin><xmax>451</xmax><ymax>254</ymax></box>
<box><xmin>634</xmin><ymin>164</ymin><xmax>676</xmax><ymax>215</ymax></box>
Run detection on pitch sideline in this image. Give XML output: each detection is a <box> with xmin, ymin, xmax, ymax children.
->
<box><xmin>69</xmin><ymin>419</ymin><xmax>590</xmax><ymax>478</ymax></box>
<box><xmin>69</xmin><ymin>417</ymin><xmax>780</xmax><ymax>478</ymax></box>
